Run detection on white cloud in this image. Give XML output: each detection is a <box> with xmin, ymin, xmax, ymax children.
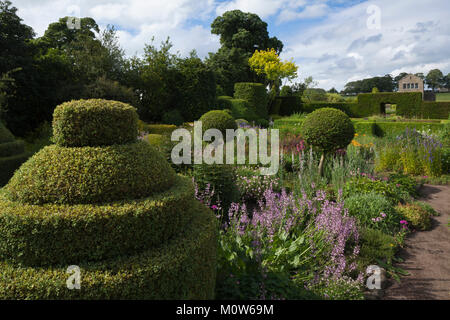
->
<box><xmin>284</xmin><ymin>0</ymin><xmax>450</xmax><ymax>90</ymax></box>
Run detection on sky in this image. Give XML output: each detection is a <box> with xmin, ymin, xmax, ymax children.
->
<box><xmin>9</xmin><ymin>0</ymin><xmax>450</xmax><ymax>90</ymax></box>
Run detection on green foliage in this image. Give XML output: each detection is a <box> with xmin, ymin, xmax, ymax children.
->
<box><xmin>146</xmin><ymin>124</ymin><xmax>178</xmax><ymax>135</ymax></box>
<box><xmin>234</xmin><ymin>82</ymin><xmax>268</xmax><ymax>119</ymax></box>
<box><xmin>52</xmin><ymin>99</ymin><xmax>138</xmax><ymax>147</ymax></box>
<box><xmin>442</xmin><ymin>147</ymin><xmax>450</xmax><ymax>174</ymax></box>
<box><xmin>0</xmin><ymin>121</ymin><xmax>14</xmax><ymax>143</ymax></box>
<box><xmin>272</xmin><ymin>96</ymin><xmax>302</xmax><ymax>116</ymax></box>
<box><xmin>425</xmin><ymin>69</ymin><xmax>444</xmax><ymax>91</ymax></box>
<box><xmin>3</xmin><ymin>142</ymin><xmax>176</xmax><ymax>205</ymax></box>
<box><xmin>396</xmin><ymin>203</ymin><xmax>432</xmax><ymax>231</ymax></box>
<box><xmin>343</xmin><ymin>176</ymin><xmax>411</xmax><ymax>204</ymax></box>
<box><xmin>344</xmin><ymin>192</ymin><xmax>402</xmax><ymax>234</ymax></box>
<box><xmin>342</xmin><ymin>75</ymin><xmax>394</xmax><ymax>94</ymax></box>
<box><xmin>0</xmin><ymin>152</ymin><xmax>29</xmax><ymax>186</ymax></box>
<box><xmin>207</xmin><ymin>10</ymin><xmax>283</xmax><ymax>95</ymax></box>
<box><xmin>388</xmin><ymin>173</ymin><xmax>420</xmax><ymax>198</ymax></box>
<box><xmin>216</xmin><ymin>96</ymin><xmax>259</xmax><ymax>122</ymax></box>
<box><xmin>199</xmin><ymin>110</ymin><xmax>237</xmax><ymax>136</ymax></box>
<box><xmin>307</xmin><ymin>277</ymin><xmax>364</xmax><ymax>300</ymax></box>
<box><xmin>81</xmin><ymin>76</ymin><xmax>137</xmax><ymax>105</ymax></box>
<box><xmin>302</xmin><ymin>88</ymin><xmax>327</xmax><ymax>102</ymax></box>
<box><xmin>417</xmin><ymin>102</ymin><xmax>450</xmax><ymax>119</ymax></box>
<box><xmin>301</xmin><ymin>108</ymin><xmax>355</xmax><ymax>152</ymax></box>
<box><xmin>162</xmin><ymin>109</ymin><xmax>184</xmax><ymax>126</ymax></box>
<box><xmin>193</xmin><ymin>163</ymin><xmax>238</xmax><ymax>209</ymax></box>
<box><xmin>353</xmin><ymin>121</ymin><xmax>445</xmax><ymax>137</ymax></box>
<box><xmin>302</xmin><ymin>102</ymin><xmax>363</xmax><ymax>117</ymax></box>
<box><xmin>358</xmin><ymin>92</ymin><xmax>422</xmax><ymax>117</ymax></box>
<box><xmin>0</xmin><ymin>177</ymin><xmax>196</xmax><ymax>266</ymax></box>
<box><xmin>357</xmin><ymin>228</ymin><xmax>397</xmax><ymax>270</ymax></box>
<box><xmin>0</xmin><ymin>201</ymin><xmax>217</xmax><ymax>299</ymax></box>
<box><xmin>0</xmin><ymin>140</ymin><xmax>24</xmax><ymax>157</ymax></box>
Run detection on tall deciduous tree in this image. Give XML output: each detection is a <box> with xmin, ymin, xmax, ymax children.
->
<box><xmin>207</xmin><ymin>10</ymin><xmax>283</xmax><ymax>95</ymax></box>
<box><xmin>425</xmin><ymin>69</ymin><xmax>444</xmax><ymax>91</ymax></box>
<box><xmin>248</xmin><ymin>48</ymin><xmax>298</xmax><ymax>95</ymax></box>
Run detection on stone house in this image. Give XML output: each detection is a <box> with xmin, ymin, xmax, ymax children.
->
<box><xmin>398</xmin><ymin>74</ymin><xmax>424</xmax><ymax>94</ymax></box>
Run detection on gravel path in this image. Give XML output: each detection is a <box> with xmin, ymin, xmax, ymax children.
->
<box><xmin>383</xmin><ymin>184</ymin><xmax>450</xmax><ymax>300</ymax></box>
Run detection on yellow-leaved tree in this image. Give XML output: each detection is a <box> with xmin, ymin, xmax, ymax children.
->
<box><xmin>248</xmin><ymin>48</ymin><xmax>298</xmax><ymax>94</ymax></box>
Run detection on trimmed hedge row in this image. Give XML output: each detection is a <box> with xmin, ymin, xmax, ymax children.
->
<box><xmin>271</xmin><ymin>96</ymin><xmax>302</xmax><ymax>116</ymax></box>
<box><xmin>302</xmin><ymin>102</ymin><xmax>363</xmax><ymax>117</ymax></box>
<box><xmin>414</xmin><ymin>101</ymin><xmax>450</xmax><ymax>119</ymax></box>
<box><xmin>52</xmin><ymin>99</ymin><xmax>139</xmax><ymax>147</ymax></box>
<box><xmin>216</xmin><ymin>96</ymin><xmax>259</xmax><ymax>122</ymax></box>
<box><xmin>353</xmin><ymin>121</ymin><xmax>445</xmax><ymax>137</ymax></box>
<box><xmin>234</xmin><ymin>83</ymin><xmax>268</xmax><ymax>119</ymax></box>
<box><xmin>3</xmin><ymin>141</ymin><xmax>176</xmax><ymax>205</ymax></box>
<box><xmin>146</xmin><ymin>124</ymin><xmax>178</xmax><ymax>135</ymax></box>
<box><xmin>0</xmin><ymin>201</ymin><xmax>217</xmax><ymax>299</ymax></box>
<box><xmin>0</xmin><ymin>177</ymin><xmax>196</xmax><ymax>267</ymax></box>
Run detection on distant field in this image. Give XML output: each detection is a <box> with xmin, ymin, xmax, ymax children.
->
<box><xmin>436</xmin><ymin>93</ymin><xmax>450</xmax><ymax>101</ymax></box>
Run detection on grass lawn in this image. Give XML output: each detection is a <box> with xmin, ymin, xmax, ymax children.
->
<box><xmin>436</xmin><ymin>92</ymin><xmax>450</xmax><ymax>101</ymax></box>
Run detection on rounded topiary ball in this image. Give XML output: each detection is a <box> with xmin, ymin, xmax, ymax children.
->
<box><xmin>301</xmin><ymin>108</ymin><xmax>355</xmax><ymax>152</ymax></box>
<box><xmin>52</xmin><ymin>99</ymin><xmax>139</xmax><ymax>147</ymax></box>
<box><xmin>199</xmin><ymin>110</ymin><xmax>237</xmax><ymax>137</ymax></box>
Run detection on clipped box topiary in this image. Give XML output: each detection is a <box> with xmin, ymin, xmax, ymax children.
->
<box><xmin>198</xmin><ymin>109</ymin><xmax>237</xmax><ymax>137</ymax></box>
<box><xmin>0</xmin><ymin>99</ymin><xmax>217</xmax><ymax>299</ymax></box>
<box><xmin>0</xmin><ymin>122</ymin><xmax>29</xmax><ymax>186</ymax></box>
<box><xmin>301</xmin><ymin>107</ymin><xmax>355</xmax><ymax>176</ymax></box>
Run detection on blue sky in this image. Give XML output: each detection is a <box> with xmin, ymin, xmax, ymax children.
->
<box><xmin>10</xmin><ymin>0</ymin><xmax>450</xmax><ymax>90</ymax></box>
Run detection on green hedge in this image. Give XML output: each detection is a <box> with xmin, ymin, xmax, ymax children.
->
<box><xmin>0</xmin><ymin>140</ymin><xmax>25</xmax><ymax>158</ymax></box>
<box><xmin>199</xmin><ymin>110</ymin><xmax>237</xmax><ymax>136</ymax></box>
<box><xmin>3</xmin><ymin>142</ymin><xmax>176</xmax><ymax>205</ymax></box>
<box><xmin>146</xmin><ymin>124</ymin><xmax>178</xmax><ymax>135</ymax></box>
<box><xmin>272</xmin><ymin>96</ymin><xmax>302</xmax><ymax>116</ymax></box>
<box><xmin>52</xmin><ymin>99</ymin><xmax>139</xmax><ymax>147</ymax></box>
<box><xmin>302</xmin><ymin>102</ymin><xmax>363</xmax><ymax>117</ymax></box>
<box><xmin>353</xmin><ymin>121</ymin><xmax>445</xmax><ymax>137</ymax></box>
<box><xmin>416</xmin><ymin>102</ymin><xmax>450</xmax><ymax>119</ymax></box>
<box><xmin>0</xmin><ymin>177</ymin><xmax>196</xmax><ymax>267</ymax></box>
<box><xmin>359</xmin><ymin>92</ymin><xmax>422</xmax><ymax>117</ymax></box>
<box><xmin>234</xmin><ymin>83</ymin><xmax>268</xmax><ymax>119</ymax></box>
<box><xmin>216</xmin><ymin>96</ymin><xmax>259</xmax><ymax>122</ymax></box>
<box><xmin>0</xmin><ymin>201</ymin><xmax>217</xmax><ymax>299</ymax></box>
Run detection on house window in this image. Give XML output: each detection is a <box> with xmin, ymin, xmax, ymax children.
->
<box><xmin>415</xmin><ymin>83</ymin><xmax>418</xmax><ymax>89</ymax></box>
<box><xmin>403</xmin><ymin>83</ymin><xmax>406</xmax><ymax>89</ymax></box>
<box><xmin>407</xmin><ymin>83</ymin><xmax>410</xmax><ymax>89</ymax></box>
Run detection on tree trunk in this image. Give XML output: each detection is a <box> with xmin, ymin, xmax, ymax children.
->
<box><xmin>318</xmin><ymin>152</ymin><xmax>325</xmax><ymax>177</ymax></box>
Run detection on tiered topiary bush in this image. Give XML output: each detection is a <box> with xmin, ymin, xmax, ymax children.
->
<box><xmin>0</xmin><ymin>99</ymin><xmax>217</xmax><ymax>299</ymax></box>
<box><xmin>0</xmin><ymin>122</ymin><xmax>29</xmax><ymax>186</ymax></box>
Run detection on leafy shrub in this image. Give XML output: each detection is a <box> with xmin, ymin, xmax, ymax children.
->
<box><xmin>302</xmin><ymin>108</ymin><xmax>354</xmax><ymax>153</ymax></box>
<box><xmin>0</xmin><ymin>99</ymin><xmax>217</xmax><ymax>299</ymax></box>
<box><xmin>146</xmin><ymin>124</ymin><xmax>177</xmax><ymax>135</ymax></box>
<box><xmin>343</xmin><ymin>176</ymin><xmax>411</xmax><ymax>204</ymax></box>
<box><xmin>216</xmin><ymin>96</ymin><xmax>259</xmax><ymax>122</ymax></box>
<box><xmin>3</xmin><ymin>142</ymin><xmax>176</xmax><ymax>205</ymax></box>
<box><xmin>396</xmin><ymin>203</ymin><xmax>432</xmax><ymax>230</ymax></box>
<box><xmin>193</xmin><ymin>163</ymin><xmax>238</xmax><ymax>209</ymax></box>
<box><xmin>235</xmin><ymin>167</ymin><xmax>280</xmax><ymax>201</ymax></box>
<box><xmin>376</xmin><ymin>128</ymin><xmax>443</xmax><ymax>177</ymax></box>
<box><xmin>357</xmin><ymin>228</ymin><xmax>397</xmax><ymax>270</ymax></box>
<box><xmin>307</xmin><ymin>277</ymin><xmax>364</xmax><ymax>300</ymax></box>
<box><xmin>235</xmin><ymin>119</ymin><xmax>249</xmax><ymax>128</ymax></box>
<box><xmin>272</xmin><ymin>96</ymin><xmax>302</xmax><ymax>116</ymax></box>
<box><xmin>0</xmin><ymin>201</ymin><xmax>217</xmax><ymax>299</ymax></box>
<box><xmin>162</xmin><ymin>109</ymin><xmax>184</xmax><ymax>126</ymax></box>
<box><xmin>302</xmin><ymin>102</ymin><xmax>362</xmax><ymax>117</ymax></box>
<box><xmin>442</xmin><ymin>147</ymin><xmax>450</xmax><ymax>174</ymax></box>
<box><xmin>0</xmin><ymin>177</ymin><xmax>195</xmax><ymax>266</ymax></box>
<box><xmin>234</xmin><ymin>82</ymin><xmax>268</xmax><ymax>119</ymax></box>
<box><xmin>388</xmin><ymin>173</ymin><xmax>420</xmax><ymax>198</ymax></box>
<box><xmin>52</xmin><ymin>99</ymin><xmax>139</xmax><ymax>147</ymax></box>
<box><xmin>199</xmin><ymin>110</ymin><xmax>237</xmax><ymax>137</ymax></box>
<box><xmin>344</xmin><ymin>192</ymin><xmax>402</xmax><ymax>234</ymax></box>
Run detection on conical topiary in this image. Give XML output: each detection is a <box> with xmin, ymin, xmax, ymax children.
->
<box><xmin>0</xmin><ymin>99</ymin><xmax>217</xmax><ymax>299</ymax></box>
<box><xmin>0</xmin><ymin>121</ymin><xmax>29</xmax><ymax>186</ymax></box>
